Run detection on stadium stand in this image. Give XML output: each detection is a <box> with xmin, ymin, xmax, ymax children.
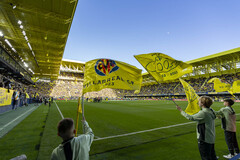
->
<box><xmin>0</xmin><ymin>0</ymin><xmax>78</xmax><ymax>113</ymax></box>
<box><xmin>17</xmin><ymin>48</ymin><xmax>240</xmax><ymax>101</ymax></box>
<box><xmin>0</xmin><ymin>0</ymin><xmax>240</xmax><ymax>106</ymax></box>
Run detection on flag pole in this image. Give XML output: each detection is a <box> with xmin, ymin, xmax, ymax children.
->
<box><xmin>75</xmin><ymin>96</ymin><xmax>81</xmax><ymax>137</ymax></box>
<box><xmin>81</xmin><ymin>94</ymin><xmax>85</xmax><ymax>118</ymax></box>
<box><xmin>171</xmin><ymin>98</ymin><xmax>178</xmax><ymax>105</ymax></box>
<box><xmin>81</xmin><ymin>94</ymin><xmax>85</xmax><ymax>134</ymax></box>
<box><xmin>75</xmin><ymin>94</ymin><xmax>84</xmax><ymax>137</ymax></box>
<box><xmin>171</xmin><ymin>85</ymin><xmax>178</xmax><ymax>106</ymax></box>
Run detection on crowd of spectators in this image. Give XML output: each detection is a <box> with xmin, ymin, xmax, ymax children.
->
<box><xmin>1</xmin><ymin>73</ymin><xmax>239</xmax><ymax>103</ymax></box>
<box><xmin>119</xmin><ymin>73</ymin><xmax>240</xmax><ymax>97</ymax></box>
<box><xmin>50</xmin><ymin>80</ymin><xmax>83</xmax><ymax>98</ymax></box>
<box><xmin>0</xmin><ymin>75</ymin><xmax>44</xmax><ymax>112</ymax></box>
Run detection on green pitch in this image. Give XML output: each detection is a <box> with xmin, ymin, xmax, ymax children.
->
<box><xmin>0</xmin><ymin>100</ymin><xmax>240</xmax><ymax>160</ymax></box>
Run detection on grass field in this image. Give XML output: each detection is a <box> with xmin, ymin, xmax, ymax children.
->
<box><xmin>1</xmin><ymin>100</ymin><xmax>240</xmax><ymax>160</ymax></box>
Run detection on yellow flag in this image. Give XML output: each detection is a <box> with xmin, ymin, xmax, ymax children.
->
<box><xmin>229</xmin><ymin>80</ymin><xmax>240</xmax><ymax>94</ymax></box>
<box><xmin>77</xmin><ymin>97</ymin><xmax>82</xmax><ymax>113</ymax></box>
<box><xmin>83</xmin><ymin>59</ymin><xmax>142</xmax><ymax>94</ymax></box>
<box><xmin>179</xmin><ymin>78</ymin><xmax>200</xmax><ymax>115</ymax></box>
<box><xmin>134</xmin><ymin>53</ymin><xmax>192</xmax><ymax>82</ymax></box>
<box><xmin>207</xmin><ymin>78</ymin><xmax>231</xmax><ymax>92</ymax></box>
<box><xmin>0</xmin><ymin>88</ymin><xmax>14</xmax><ymax>106</ymax></box>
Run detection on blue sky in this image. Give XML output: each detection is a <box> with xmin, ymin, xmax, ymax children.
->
<box><xmin>63</xmin><ymin>0</ymin><xmax>240</xmax><ymax>71</ymax></box>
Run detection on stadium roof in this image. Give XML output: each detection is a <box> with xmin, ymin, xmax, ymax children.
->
<box><xmin>0</xmin><ymin>0</ymin><xmax>78</xmax><ymax>80</ymax></box>
<box><xmin>60</xmin><ymin>59</ymin><xmax>85</xmax><ymax>73</ymax></box>
<box><xmin>186</xmin><ymin>47</ymin><xmax>240</xmax><ymax>65</ymax></box>
<box><xmin>62</xmin><ymin>58</ymin><xmax>85</xmax><ymax>64</ymax></box>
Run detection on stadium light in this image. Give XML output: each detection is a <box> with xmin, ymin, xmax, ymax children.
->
<box><xmin>22</xmin><ymin>31</ymin><xmax>26</xmax><ymax>36</ymax></box>
<box><xmin>27</xmin><ymin>42</ymin><xmax>32</xmax><ymax>50</ymax></box>
<box><xmin>24</xmin><ymin>62</ymin><xmax>28</xmax><ymax>67</ymax></box>
<box><xmin>24</xmin><ymin>36</ymin><xmax>28</xmax><ymax>41</ymax></box>
<box><xmin>18</xmin><ymin>20</ymin><xmax>22</xmax><ymax>25</ymax></box>
<box><xmin>20</xmin><ymin>25</ymin><xmax>23</xmax><ymax>29</ymax></box>
<box><xmin>28</xmin><ymin>68</ymin><xmax>34</xmax><ymax>74</ymax></box>
<box><xmin>32</xmin><ymin>51</ymin><xmax>35</xmax><ymax>57</ymax></box>
<box><xmin>11</xmin><ymin>48</ymin><xmax>17</xmax><ymax>53</ymax></box>
<box><xmin>5</xmin><ymin>39</ymin><xmax>13</xmax><ymax>48</ymax></box>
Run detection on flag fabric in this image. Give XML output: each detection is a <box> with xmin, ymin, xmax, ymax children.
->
<box><xmin>179</xmin><ymin>78</ymin><xmax>200</xmax><ymax>115</ymax></box>
<box><xmin>207</xmin><ymin>78</ymin><xmax>231</xmax><ymax>92</ymax></box>
<box><xmin>78</xmin><ymin>96</ymin><xmax>82</xmax><ymax>113</ymax></box>
<box><xmin>83</xmin><ymin>59</ymin><xmax>142</xmax><ymax>94</ymax></box>
<box><xmin>26</xmin><ymin>93</ymin><xmax>30</xmax><ymax>99</ymax></box>
<box><xmin>134</xmin><ymin>53</ymin><xmax>192</xmax><ymax>82</ymax></box>
<box><xmin>229</xmin><ymin>80</ymin><xmax>240</xmax><ymax>94</ymax></box>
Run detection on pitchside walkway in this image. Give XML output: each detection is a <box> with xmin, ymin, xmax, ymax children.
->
<box><xmin>0</xmin><ymin>104</ymin><xmax>40</xmax><ymax>138</ymax></box>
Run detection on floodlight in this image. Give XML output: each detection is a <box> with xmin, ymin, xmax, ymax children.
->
<box><xmin>5</xmin><ymin>39</ymin><xmax>13</xmax><ymax>48</ymax></box>
<box><xmin>24</xmin><ymin>36</ymin><xmax>28</xmax><ymax>41</ymax></box>
<box><xmin>32</xmin><ymin>51</ymin><xmax>35</xmax><ymax>57</ymax></box>
<box><xmin>24</xmin><ymin>62</ymin><xmax>28</xmax><ymax>67</ymax></box>
<box><xmin>11</xmin><ymin>48</ymin><xmax>17</xmax><ymax>53</ymax></box>
<box><xmin>27</xmin><ymin>42</ymin><xmax>32</xmax><ymax>50</ymax></box>
<box><xmin>22</xmin><ymin>31</ymin><xmax>26</xmax><ymax>36</ymax></box>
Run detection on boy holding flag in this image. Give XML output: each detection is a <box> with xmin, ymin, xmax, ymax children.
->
<box><xmin>176</xmin><ymin>96</ymin><xmax>218</xmax><ymax>160</ymax></box>
<box><xmin>51</xmin><ymin>117</ymin><xmax>94</xmax><ymax>160</ymax></box>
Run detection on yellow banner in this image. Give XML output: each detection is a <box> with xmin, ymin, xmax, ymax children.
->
<box><xmin>83</xmin><ymin>59</ymin><xmax>142</xmax><ymax>94</ymax></box>
<box><xmin>207</xmin><ymin>78</ymin><xmax>231</xmax><ymax>92</ymax></box>
<box><xmin>229</xmin><ymin>80</ymin><xmax>240</xmax><ymax>94</ymax></box>
<box><xmin>134</xmin><ymin>53</ymin><xmax>192</xmax><ymax>82</ymax></box>
<box><xmin>0</xmin><ymin>88</ymin><xmax>14</xmax><ymax>107</ymax></box>
<box><xmin>179</xmin><ymin>78</ymin><xmax>200</xmax><ymax>115</ymax></box>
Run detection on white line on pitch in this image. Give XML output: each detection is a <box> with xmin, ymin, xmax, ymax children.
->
<box><xmin>94</xmin><ymin>113</ymin><xmax>240</xmax><ymax>141</ymax></box>
<box><xmin>0</xmin><ymin>107</ymin><xmax>37</xmax><ymax>132</ymax></box>
<box><xmin>94</xmin><ymin>136</ymin><xmax>101</xmax><ymax>139</ymax></box>
<box><xmin>54</xmin><ymin>101</ymin><xmax>64</xmax><ymax>119</ymax></box>
<box><xmin>94</xmin><ymin>121</ymin><xmax>194</xmax><ymax>141</ymax></box>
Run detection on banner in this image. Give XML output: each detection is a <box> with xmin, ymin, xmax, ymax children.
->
<box><xmin>134</xmin><ymin>53</ymin><xmax>192</xmax><ymax>82</ymax></box>
<box><xmin>229</xmin><ymin>80</ymin><xmax>240</xmax><ymax>95</ymax></box>
<box><xmin>83</xmin><ymin>59</ymin><xmax>142</xmax><ymax>94</ymax></box>
<box><xmin>0</xmin><ymin>88</ymin><xmax>14</xmax><ymax>107</ymax></box>
<box><xmin>179</xmin><ymin>78</ymin><xmax>200</xmax><ymax>115</ymax></box>
<box><xmin>207</xmin><ymin>78</ymin><xmax>231</xmax><ymax>92</ymax></box>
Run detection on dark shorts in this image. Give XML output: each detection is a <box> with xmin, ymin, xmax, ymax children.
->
<box><xmin>13</xmin><ymin>100</ymin><xmax>18</xmax><ymax>106</ymax></box>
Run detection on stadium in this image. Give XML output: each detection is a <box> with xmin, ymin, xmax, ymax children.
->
<box><xmin>0</xmin><ymin>1</ymin><xmax>240</xmax><ymax>160</ymax></box>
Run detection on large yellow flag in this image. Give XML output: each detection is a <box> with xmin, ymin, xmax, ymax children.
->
<box><xmin>134</xmin><ymin>53</ymin><xmax>192</xmax><ymax>82</ymax></box>
<box><xmin>179</xmin><ymin>78</ymin><xmax>200</xmax><ymax>115</ymax></box>
<box><xmin>83</xmin><ymin>59</ymin><xmax>142</xmax><ymax>94</ymax></box>
<box><xmin>207</xmin><ymin>78</ymin><xmax>231</xmax><ymax>92</ymax></box>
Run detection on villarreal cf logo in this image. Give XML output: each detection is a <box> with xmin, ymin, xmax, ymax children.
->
<box><xmin>95</xmin><ymin>59</ymin><xmax>119</xmax><ymax>76</ymax></box>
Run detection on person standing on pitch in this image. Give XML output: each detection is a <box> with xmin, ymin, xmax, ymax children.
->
<box><xmin>215</xmin><ymin>99</ymin><xmax>239</xmax><ymax>159</ymax></box>
<box><xmin>51</xmin><ymin>117</ymin><xmax>94</xmax><ymax>160</ymax></box>
<box><xmin>176</xmin><ymin>96</ymin><xmax>218</xmax><ymax>160</ymax></box>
